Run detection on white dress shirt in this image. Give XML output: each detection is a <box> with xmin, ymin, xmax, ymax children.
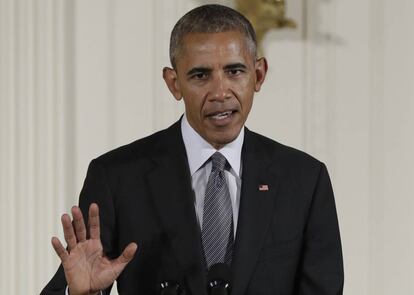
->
<box><xmin>181</xmin><ymin>114</ymin><xmax>244</xmax><ymax>236</ymax></box>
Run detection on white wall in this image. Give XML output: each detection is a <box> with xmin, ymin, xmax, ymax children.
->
<box><xmin>0</xmin><ymin>0</ymin><xmax>413</xmax><ymax>294</ymax></box>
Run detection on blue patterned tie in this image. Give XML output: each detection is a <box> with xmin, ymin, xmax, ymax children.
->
<box><xmin>202</xmin><ymin>152</ymin><xmax>234</xmax><ymax>268</ymax></box>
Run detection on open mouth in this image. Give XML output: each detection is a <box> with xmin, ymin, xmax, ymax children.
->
<box><xmin>208</xmin><ymin>110</ymin><xmax>235</xmax><ymax>120</ymax></box>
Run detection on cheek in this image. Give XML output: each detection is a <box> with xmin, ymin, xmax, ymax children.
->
<box><xmin>241</xmin><ymin>98</ymin><xmax>254</xmax><ymax>115</ymax></box>
<box><xmin>182</xmin><ymin>95</ymin><xmax>204</xmax><ymax>117</ymax></box>
<box><xmin>231</xmin><ymin>80</ymin><xmax>255</xmax><ymax>109</ymax></box>
<box><xmin>184</xmin><ymin>88</ymin><xmax>209</xmax><ymax>111</ymax></box>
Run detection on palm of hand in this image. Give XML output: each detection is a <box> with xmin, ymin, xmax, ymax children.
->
<box><xmin>63</xmin><ymin>239</ymin><xmax>115</xmax><ymax>294</ymax></box>
<box><xmin>52</xmin><ymin>204</ymin><xmax>137</xmax><ymax>295</ymax></box>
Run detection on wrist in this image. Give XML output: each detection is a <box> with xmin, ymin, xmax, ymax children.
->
<box><xmin>68</xmin><ymin>288</ymin><xmax>101</xmax><ymax>295</ymax></box>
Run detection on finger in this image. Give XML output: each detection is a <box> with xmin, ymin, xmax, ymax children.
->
<box><xmin>112</xmin><ymin>243</ymin><xmax>138</xmax><ymax>272</ymax></box>
<box><xmin>51</xmin><ymin>237</ymin><xmax>69</xmax><ymax>262</ymax></box>
<box><xmin>61</xmin><ymin>213</ymin><xmax>77</xmax><ymax>251</ymax></box>
<box><xmin>88</xmin><ymin>203</ymin><xmax>100</xmax><ymax>240</ymax></box>
<box><xmin>71</xmin><ymin>206</ymin><xmax>87</xmax><ymax>242</ymax></box>
<box><xmin>117</xmin><ymin>242</ymin><xmax>138</xmax><ymax>264</ymax></box>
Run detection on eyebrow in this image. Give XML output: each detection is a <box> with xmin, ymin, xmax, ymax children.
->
<box><xmin>223</xmin><ymin>63</ymin><xmax>247</xmax><ymax>70</ymax></box>
<box><xmin>186</xmin><ymin>67</ymin><xmax>212</xmax><ymax>76</ymax></box>
<box><xmin>186</xmin><ymin>63</ymin><xmax>247</xmax><ymax>76</ymax></box>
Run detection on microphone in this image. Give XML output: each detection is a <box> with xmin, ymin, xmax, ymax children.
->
<box><xmin>158</xmin><ymin>280</ymin><xmax>183</xmax><ymax>295</ymax></box>
<box><xmin>207</xmin><ymin>263</ymin><xmax>232</xmax><ymax>295</ymax></box>
<box><xmin>157</xmin><ymin>263</ymin><xmax>185</xmax><ymax>295</ymax></box>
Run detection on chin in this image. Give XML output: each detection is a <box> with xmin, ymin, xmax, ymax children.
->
<box><xmin>209</xmin><ymin>131</ymin><xmax>239</xmax><ymax>148</ymax></box>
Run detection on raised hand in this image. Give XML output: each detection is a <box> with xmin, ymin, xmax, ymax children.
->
<box><xmin>51</xmin><ymin>203</ymin><xmax>137</xmax><ymax>295</ymax></box>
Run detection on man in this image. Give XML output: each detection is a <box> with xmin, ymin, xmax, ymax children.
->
<box><xmin>42</xmin><ymin>4</ymin><xmax>343</xmax><ymax>295</ymax></box>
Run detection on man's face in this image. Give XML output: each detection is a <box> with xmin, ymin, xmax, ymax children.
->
<box><xmin>163</xmin><ymin>31</ymin><xmax>267</xmax><ymax>149</ymax></box>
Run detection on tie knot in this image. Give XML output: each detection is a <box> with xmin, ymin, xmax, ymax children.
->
<box><xmin>211</xmin><ymin>152</ymin><xmax>227</xmax><ymax>171</ymax></box>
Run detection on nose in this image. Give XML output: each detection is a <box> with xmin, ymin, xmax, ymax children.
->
<box><xmin>209</xmin><ymin>72</ymin><xmax>231</xmax><ymax>102</ymax></box>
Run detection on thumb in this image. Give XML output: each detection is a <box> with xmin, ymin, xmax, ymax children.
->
<box><xmin>111</xmin><ymin>242</ymin><xmax>138</xmax><ymax>273</ymax></box>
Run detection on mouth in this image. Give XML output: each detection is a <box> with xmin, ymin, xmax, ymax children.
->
<box><xmin>207</xmin><ymin>110</ymin><xmax>236</xmax><ymax>121</ymax></box>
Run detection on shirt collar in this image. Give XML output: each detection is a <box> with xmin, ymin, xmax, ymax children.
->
<box><xmin>181</xmin><ymin>114</ymin><xmax>244</xmax><ymax>177</ymax></box>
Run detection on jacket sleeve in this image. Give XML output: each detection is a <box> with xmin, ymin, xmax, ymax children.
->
<box><xmin>40</xmin><ymin>160</ymin><xmax>116</xmax><ymax>295</ymax></box>
<box><xmin>295</xmin><ymin>163</ymin><xmax>344</xmax><ymax>295</ymax></box>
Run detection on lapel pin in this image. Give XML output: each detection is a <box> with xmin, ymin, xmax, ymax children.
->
<box><xmin>258</xmin><ymin>184</ymin><xmax>269</xmax><ymax>191</ymax></box>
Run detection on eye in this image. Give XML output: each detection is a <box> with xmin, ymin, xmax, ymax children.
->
<box><xmin>227</xmin><ymin>69</ymin><xmax>243</xmax><ymax>76</ymax></box>
<box><xmin>191</xmin><ymin>72</ymin><xmax>208</xmax><ymax>80</ymax></box>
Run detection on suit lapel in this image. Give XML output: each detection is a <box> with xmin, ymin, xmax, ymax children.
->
<box><xmin>146</xmin><ymin>121</ymin><xmax>207</xmax><ymax>295</ymax></box>
<box><xmin>231</xmin><ymin>129</ymin><xmax>279</xmax><ymax>295</ymax></box>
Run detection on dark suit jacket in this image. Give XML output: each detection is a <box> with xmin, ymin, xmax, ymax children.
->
<box><xmin>41</xmin><ymin>120</ymin><xmax>343</xmax><ymax>295</ymax></box>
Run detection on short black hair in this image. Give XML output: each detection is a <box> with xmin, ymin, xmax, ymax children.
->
<box><xmin>169</xmin><ymin>4</ymin><xmax>257</xmax><ymax>68</ymax></box>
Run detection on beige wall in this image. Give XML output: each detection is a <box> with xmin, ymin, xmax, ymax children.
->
<box><xmin>0</xmin><ymin>0</ymin><xmax>413</xmax><ymax>294</ymax></box>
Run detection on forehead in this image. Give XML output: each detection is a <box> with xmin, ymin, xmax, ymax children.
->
<box><xmin>177</xmin><ymin>31</ymin><xmax>252</xmax><ymax>66</ymax></box>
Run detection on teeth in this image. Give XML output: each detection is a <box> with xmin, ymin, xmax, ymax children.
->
<box><xmin>212</xmin><ymin>111</ymin><xmax>232</xmax><ymax>120</ymax></box>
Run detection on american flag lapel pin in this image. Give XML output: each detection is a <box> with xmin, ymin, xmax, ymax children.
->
<box><xmin>258</xmin><ymin>184</ymin><xmax>269</xmax><ymax>191</ymax></box>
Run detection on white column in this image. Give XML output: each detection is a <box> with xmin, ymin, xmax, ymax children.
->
<box><xmin>368</xmin><ymin>0</ymin><xmax>386</xmax><ymax>293</ymax></box>
<box><xmin>0</xmin><ymin>0</ymin><xmax>73</xmax><ymax>293</ymax></box>
<box><xmin>381</xmin><ymin>0</ymin><xmax>414</xmax><ymax>293</ymax></box>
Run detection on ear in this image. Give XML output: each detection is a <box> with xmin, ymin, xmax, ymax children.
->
<box><xmin>254</xmin><ymin>57</ymin><xmax>268</xmax><ymax>92</ymax></box>
<box><xmin>163</xmin><ymin>67</ymin><xmax>182</xmax><ymax>101</ymax></box>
